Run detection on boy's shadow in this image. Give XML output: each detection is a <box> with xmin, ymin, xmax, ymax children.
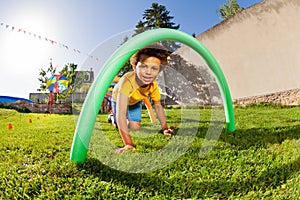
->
<box><xmin>77</xmin><ymin>157</ymin><xmax>164</xmax><ymax>192</ymax></box>
<box><xmin>76</xmin><ymin>124</ymin><xmax>300</xmax><ymax>197</ymax></box>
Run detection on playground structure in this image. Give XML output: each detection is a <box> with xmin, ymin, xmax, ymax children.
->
<box><xmin>70</xmin><ymin>28</ymin><xmax>235</xmax><ymax>163</ymax></box>
<box><xmin>101</xmin><ymin>76</ymin><xmax>120</xmax><ymax>113</ymax></box>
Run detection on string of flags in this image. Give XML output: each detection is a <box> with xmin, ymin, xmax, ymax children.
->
<box><xmin>0</xmin><ymin>21</ymin><xmax>100</xmax><ymax>62</ymax></box>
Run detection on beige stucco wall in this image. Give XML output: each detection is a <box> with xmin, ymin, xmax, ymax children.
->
<box><xmin>178</xmin><ymin>0</ymin><xmax>300</xmax><ymax>99</ymax></box>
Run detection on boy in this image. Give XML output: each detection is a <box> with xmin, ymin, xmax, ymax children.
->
<box><xmin>111</xmin><ymin>42</ymin><xmax>176</xmax><ymax>153</ymax></box>
<box><xmin>47</xmin><ymin>91</ymin><xmax>55</xmax><ymax>114</ymax></box>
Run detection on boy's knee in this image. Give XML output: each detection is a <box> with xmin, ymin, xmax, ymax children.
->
<box><xmin>129</xmin><ymin>121</ymin><xmax>140</xmax><ymax>131</ymax></box>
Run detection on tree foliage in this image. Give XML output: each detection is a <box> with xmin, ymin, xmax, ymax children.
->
<box><xmin>135</xmin><ymin>3</ymin><xmax>180</xmax><ymax>52</ymax></box>
<box><xmin>217</xmin><ymin>0</ymin><xmax>244</xmax><ymax>20</ymax></box>
<box><xmin>38</xmin><ymin>61</ymin><xmax>87</xmax><ymax>100</ymax></box>
<box><xmin>118</xmin><ymin>3</ymin><xmax>180</xmax><ymax>75</ymax></box>
<box><xmin>38</xmin><ymin>60</ymin><xmax>56</xmax><ymax>92</ymax></box>
<box><xmin>161</xmin><ymin>54</ymin><xmax>221</xmax><ymax>105</ymax></box>
<box><xmin>139</xmin><ymin>3</ymin><xmax>180</xmax><ymax>30</ymax></box>
<box><xmin>58</xmin><ymin>63</ymin><xmax>87</xmax><ymax>100</ymax></box>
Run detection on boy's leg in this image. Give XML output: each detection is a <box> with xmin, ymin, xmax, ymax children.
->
<box><xmin>128</xmin><ymin>121</ymin><xmax>140</xmax><ymax>131</ymax></box>
<box><xmin>111</xmin><ymin>101</ymin><xmax>142</xmax><ymax>130</ymax></box>
<box><xmin>127</xmin><ymin>102</ymin><xmax>142</xmax><ymax>131</ymax></box>
<box><xmin>110</xmin><ymin>101</ymin><xmax>118</xmax><ymax>128</ymax></box>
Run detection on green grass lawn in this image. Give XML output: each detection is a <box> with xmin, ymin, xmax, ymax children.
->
<box><xmin>1</xmin><ymin>105</ymin><xmax>300</xmax><ymax>199</ymax></box>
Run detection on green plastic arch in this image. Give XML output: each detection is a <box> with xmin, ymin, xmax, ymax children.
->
<box><xmin>70</xmin><ymin>28</ymin><xmax>235</xmax><ymax>163</ymax></box>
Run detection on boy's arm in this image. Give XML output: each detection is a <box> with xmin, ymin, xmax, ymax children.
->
<box><xmin>152</xmin><ymin>101</ymin><xmax>169</xmax><ymax>131</ymax></box>
<box><xmin>116</xmin><ymin>93</ymin><xmax>134</xmax><ymax>148</ymax></box>
<box><xmin>153</xmin><ymin>101</ymin><xmax>177</xmax><ymax>136</ymax></box>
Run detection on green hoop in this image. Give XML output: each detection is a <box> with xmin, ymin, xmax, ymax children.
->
<box><xmin>70</xmin><ymin>28</ymin><xmax>235</xmax><ymax>163</ymax></box>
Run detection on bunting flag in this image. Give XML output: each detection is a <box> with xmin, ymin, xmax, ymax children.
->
<box><xmin>0</xmin><ymin>21</ymin><xmax>100</xmax><ymax>62</ymax></box>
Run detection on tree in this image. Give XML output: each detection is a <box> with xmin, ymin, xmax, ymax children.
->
<box><xmin>161</xmin><ymin>53</ymin><xmax>221</xmax><ymax>105</ymax></box>
<box><xmin>117</xmin><ymin>36</ymin><xmax>133</xmax><ymax>76</ymax></box>
<box><xmin>58</xmin><ymin>63</ymin><xmax>87</xmax><ymax>100</ymax></box>
<box><xmin>139</xmin><ymin>3</ymin><xmax>180</xmax><ymax>30</ymax></box>
<box><xmin>134</xmin><ymin>20</ymin><xmax>147</xmax><ymax>35</ymax></box>
<box><xmin>135</xmin><ymin>3</ymin><xmax>180</xmax><ymax>52</ymax></box>
<box><xmin>38</xmin><ymin>59</ymin><xmax>56</xmax><ymax>92</ymax></box>
<box><xmin>118</xmin><ymin>3</ymin><xmax>180</xmax><ymax>75</ymax></box>
<box><xmin>38</xmin><ymin>61</ymin><xmax>86</xmax><ymax>100</ymax></box>
<box><xmin>217</xmin><ymin>0</ymin><xmax>243</xmax><ymax>20</ymax></box>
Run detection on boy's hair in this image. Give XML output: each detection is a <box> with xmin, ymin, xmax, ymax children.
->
<box><xmin>130</xmin><ymin>42</ymin><xmax>170</xmax><ymax>70</ymax></box>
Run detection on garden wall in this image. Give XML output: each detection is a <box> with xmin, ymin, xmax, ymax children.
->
<box><xmin>177</xmin><ymin>0</ymin><xmax>300</xmax><ymax>100</ymax></box>
<box><xmin>6</xmin><ymin>101</ymin><xmax>72</xmax><ymax>114</ymax></box>
<box><xmin>234</xmin><ymin>88</ymin><xmax>300</xmax><ymax>106</ymax></box>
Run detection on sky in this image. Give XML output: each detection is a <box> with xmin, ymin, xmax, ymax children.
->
<box><xmin>0</xmin><ymin>0</ymin><xmax>262</xmax><ymax>99</ymax></box>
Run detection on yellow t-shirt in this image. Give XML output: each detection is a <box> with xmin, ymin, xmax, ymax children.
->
<box><xmin>112</xmin><ymin>71</ymin><xmax>161</xmax><ymax>106</ymax></box>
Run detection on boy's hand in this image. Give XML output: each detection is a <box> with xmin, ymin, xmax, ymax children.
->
<box><xmin>162</xmin><ymin>125</ymin><xmax>178</xmax><ymax>136</ymax></box>
<box><xmin>114</xmin><ymin>144</ymin><xmax>135</xmax><ymax>154</ymax></box>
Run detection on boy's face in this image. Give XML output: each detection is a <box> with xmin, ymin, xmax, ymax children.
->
<box><xmin>135</xmin><ymin>56</ymin><xmax>161</xmax><ymax>86</ymax></box>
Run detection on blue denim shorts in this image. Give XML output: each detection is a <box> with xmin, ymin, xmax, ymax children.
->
<box><xmin>111</xmin><ymin>101</ymin><xmax>142</xmax><ymax>125</ymax></box>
